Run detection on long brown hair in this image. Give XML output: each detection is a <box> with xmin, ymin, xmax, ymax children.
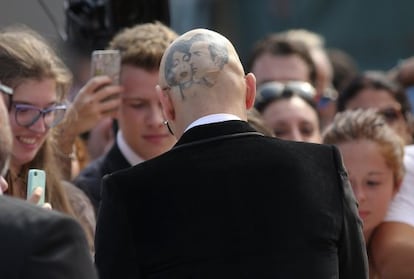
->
<box><xmin>0</xmin><ymin>25</ymin><xmax>74</xmax><ymax>215</ymax></box>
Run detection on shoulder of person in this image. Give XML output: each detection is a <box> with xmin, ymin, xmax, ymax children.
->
<box><xmin>0</xmin><ymin>195</ymin><xmax>85</xmax><ymax>238</ymax></box>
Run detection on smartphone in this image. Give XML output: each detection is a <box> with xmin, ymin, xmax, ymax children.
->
<box><xmin>91</xmin><ymin>49</ymin><xmax>121</xmax><ymax>85</ymax></box>
<box><xmin>27</xmin><ymin>169</ymin><xmax>46</xmax><ymax>206</ymax></box>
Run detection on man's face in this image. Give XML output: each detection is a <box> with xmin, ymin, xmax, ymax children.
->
<box><xmin>117</xmin><ymin>65</ymin><xmax>176</xmax><ymax>160</ymax></box>
<box><xmin>189</xmin><ymin>41</ymin><xmax>215</xmax><ymax>81</ymax></box>
<box><xmin>251</xmin><ymin>53</ymin><xmax>311</xmax><ymax>86</ymax></box>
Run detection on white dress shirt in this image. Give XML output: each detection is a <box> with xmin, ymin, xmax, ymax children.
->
<box><xmin>184</xmin><ymin>113</ymin><xmax>242</xmax><ymax>133</ymax></box>
<box><xmin>116</xmin><ymin>131</ymin><xmax>144</xmax><ymax>166</ymax></box>
<box><xmin>385</xmin><ymin>145</ymin><xmax>414</xmax><ymax>226</ymax></box>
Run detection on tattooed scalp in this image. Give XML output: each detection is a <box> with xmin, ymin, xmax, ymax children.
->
<box><xmin>164</xmin><ymin>33</ymin><xmax>229</xmax><ymax>99</ymax></box>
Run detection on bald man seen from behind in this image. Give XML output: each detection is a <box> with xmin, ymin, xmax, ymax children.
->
<box><xmin>95</xmin><ymin>28</ymin><xmax>368</xmax><ymax>279</ymax></box>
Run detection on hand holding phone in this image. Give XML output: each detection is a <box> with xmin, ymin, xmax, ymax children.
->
<box><xmin>27</xmin><ymin>169</ymin><xmax>46</xmax><ymax>206</ymax></box>
<box><xmin>91</xmin><ymin>50</ymin><xmax>122</xmax><ymax>104</ymax></box>
<box><xmin>91</xmin><ymin>50</ymin><xmax>121</xmax><ymax>85</ymax></box>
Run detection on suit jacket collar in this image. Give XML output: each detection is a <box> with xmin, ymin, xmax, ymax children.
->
<box><xmin>103</xmin><ymin>142</ymin><xmax>131</xmax><ymax>172</ymax></box>
<box><xmin>175</xmin><ymin>120</ymin><xmax>258</xmax><ymax>147</ymax></box>
<box><xmin>116</xmin><ymin>131</ymin><xmax>144</xmax><ymax>166</ymax></box>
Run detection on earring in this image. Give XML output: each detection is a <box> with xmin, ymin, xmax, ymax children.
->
<box><xmin>163</xmin><ymin>120</ymin><xmax>174</xmax><ymax>135</ymax></box>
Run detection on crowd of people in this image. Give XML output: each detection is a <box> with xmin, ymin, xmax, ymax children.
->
<box><xmin>0</xmin><ymin>17</ymin><xmax>413</xmax><ymax>279</ymax></box>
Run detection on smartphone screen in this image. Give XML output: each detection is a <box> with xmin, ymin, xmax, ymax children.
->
<box><xmin>27</xmin><ymin>169</ymin><xmax>46</xmax><ymax>206</ymax></box>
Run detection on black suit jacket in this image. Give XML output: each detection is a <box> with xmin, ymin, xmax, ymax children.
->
<box><xmin>73</xmin><ymin>142</ymin><xmax>131</xmax><ymax>213</ymax></box>
<box><xmin>0</xmin><ymin>195</ymin><xmax>98</xmax><ymax>279</ymax></box>
<box><xmin>95</xmin><ymin>120</ymin><xmax>368</xmax><ymax>279</ymax></box>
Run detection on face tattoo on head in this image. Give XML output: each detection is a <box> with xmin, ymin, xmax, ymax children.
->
<box><xmin>164</xmin><ymin>33</ymin><xmax>229</xmax><ymax>99</ymax></box>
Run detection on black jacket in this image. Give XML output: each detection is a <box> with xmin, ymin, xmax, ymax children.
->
<box><xmin>95</xmin><ymin>120</ymin><xmax>368</xmax><ymax>279</ymax></box>
<box><xmin>0</xmin><ymin>195</ymin><xmax>97</xmax><ymax>279</ymax></box>
<box><xmin>73</xmin><ymin>143</ymin><xmax>131</xmax><ymax>213</ymax></box>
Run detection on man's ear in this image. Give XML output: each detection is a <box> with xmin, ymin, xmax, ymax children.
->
<box><xmin>156</xmin><ymin>85</ymin><xmax>175</xmax><ymax>121</ymax></box>
<box><xmin>245</xmin><ymin>73</ymin><xmax>256</xmax><ymax>109</ymax></box>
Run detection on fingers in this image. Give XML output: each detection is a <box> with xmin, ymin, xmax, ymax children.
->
<box><xmin>95</xmin><ymin>83</ymin><xmax>123</xmax><ymax>107</ymax></box>
<box><xmin>77</xmin><ymin>75</ymin><xmax>123</xmax><ymax>110</ymax></box>
<box><xmin>42</xmin><ymin>203</ymin><xmax>52</xmax><ymax>210</ymax></box>
<box><xmin>27</xmin><ymin>187</ymin><xmax>51</xmax><ymax>209</ymax></box>
<box><xmin>99</xmin><ymin>94</ymin><xmax>122</xmax><ymax>114</ymax></box>
<box><xmin>0</xmin><ymin>176</ymin><xmax>8</xmax><ymax>194</ymax></box>
<box><xmin>28</xmin><ymin>186</ymin><xmax>43</xmax><ymax>205</ymax></box>
<box><xmin>75</xmin><ymin>76</ymin><xmax>121</xmax><ymax>101</ymax></box>
<box><xmin>64</xmin><ymin>75</ymin><xmax>123</xmax><ymax>134</ymax></box>
<box><xmin>83</xmin><ymin>75</ymin><xmax>113</xmax><ymax>93</ymax></box>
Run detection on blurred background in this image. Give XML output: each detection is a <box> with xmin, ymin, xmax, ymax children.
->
<box><xmin>0</xmin><ymin>0</ymin><xmax>413</xmax><ymax>72</ymax></box>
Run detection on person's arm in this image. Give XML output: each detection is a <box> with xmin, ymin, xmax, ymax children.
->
<box><xmin>55</xmin><ymin>76</ymin><xmax>122</xmax><ymax>179</ymax></box>
<box><xmin>370</xmin><ymin>222</ymin><xmax>414</xmax><ymax>279</ymax></box>
<box><xmin>332</xmin><ymin>146</ymin><xmax>369</xmax><ymax>279</ymax></box>
<box><xmin>24</xmin><ymin>212</ymin><xmax>98</xmax><ymax>279</ymax></box>
<box><xmin>95</xmin><ymin>174</ymin><xmax>140</xmax><ymax>279</ymax></box>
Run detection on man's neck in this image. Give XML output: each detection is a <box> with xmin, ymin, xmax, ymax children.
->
<box><xmin>184</xmin><ymin>113</ymin><xmax>242</xmax><ymax>133</ymax></box>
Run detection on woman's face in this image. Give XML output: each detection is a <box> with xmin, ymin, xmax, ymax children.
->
<box><xmin>172</xmin><ymin>51</ymin><xmax>192</xmax><ymax>84</ymax></box>
<box><xmin>337</xmin><ymin>139</ymin><xmax>398</xmax><ymax>242</ymax></box>
<box><xmin>8</xmin><ymin>78</ymin><xmax>57</xmax><ymax>171</ymax></box>
<box><xmin>345</xmin><ymin>88</ymin><xmax>412</xmax><ymax>144</ymax></box>
<box><xmin>261</xmin><ymin>95</ymin><xmax>321</xmax><ymax>143</ymax></box>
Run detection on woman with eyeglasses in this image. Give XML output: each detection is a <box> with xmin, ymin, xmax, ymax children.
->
<box><xmin>254</xmin><ymin>80</ymin><xmax>322</xmax><ymax>143</ymax></box>
<box><xmin>0</xmin><ymin>27</ymin><xmax>73</xmax><ymax>207</ymax></box>
<box><xmin>336</xmin><ymin>71</ymin><xmax>414</xmax><ymax>278</ymax></box>
<box><xmin>0</xmin><ymin>26</ymin><xmax>95</xmax><ymax>253</ymax></box>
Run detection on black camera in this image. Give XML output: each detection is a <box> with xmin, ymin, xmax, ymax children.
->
<box><xmin>64</xmin><ymin>0</ymin><xmax>170</xmax><ymax>54</ymax></box>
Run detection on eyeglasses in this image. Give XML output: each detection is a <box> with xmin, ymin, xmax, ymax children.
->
<box><xmin>378</xmin><ymin>107</ymin><xmax>403</xmax><ymax>123</ymax></box>
<box><xmin>255</xmin><ymin>81</ymin><xmax>316</xmax><ymax>111</ymax></box>
<box><xmin>12</xmin><ymin>103</ymin><xmax>67</xmax><ymax>128</ymax></box>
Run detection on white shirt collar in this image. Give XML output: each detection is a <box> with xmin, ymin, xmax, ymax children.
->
<box><xmin>116</xmin><ymin>131</ymin><xmax>145</xmax><ymax>166</ymax></box>
<box><xmin>184</xmin><ymin>113</ymin><xmax>242</xmax><ymax>133</ymax></box>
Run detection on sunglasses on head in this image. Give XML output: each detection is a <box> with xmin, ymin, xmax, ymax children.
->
<box><xmin>255</xmin><ymin>81</ymin><xmax>316</xmax><ymax>111</ymax></box>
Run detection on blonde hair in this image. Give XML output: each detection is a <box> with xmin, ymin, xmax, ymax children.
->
<box><xmin>0</xmin><ymin>25</ymin><xmax>74</xmax><ymax>215</ymax></box>
<box><xmin>108</xmin><ymin>21</ymin><xmax>178</xmax><ymax>71</ymax></box>
<box><xmin>323</xmin><ymin>109</ymin><xmax>405</xmax><ymax>187</ymax></box>
<box><xmin>279</xmin><ymin>28</ymin><xmax>325</xmax><ymax>49</ymax></box>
